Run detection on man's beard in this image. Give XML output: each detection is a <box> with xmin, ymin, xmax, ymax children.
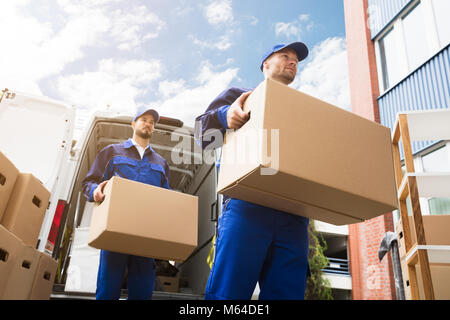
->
<box><xmin>136</xmin><ymin>128</ymin><xmax>152</xmax><ymax>140</ymax></box>
<box><xmin>280</xmin><ymin>69</ymin><xmax>296</xmax><ymax>84</ymax></box>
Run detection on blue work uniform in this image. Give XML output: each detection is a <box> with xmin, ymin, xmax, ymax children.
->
<box><xmin>82</xmin><ymin>138</ymin><xmax>170</xmax><ymax>300</ymax></box>
<box><xmin>195</xmin><ymin>87</ymin><xmax>310</xmax><ymax>300</ymax></box>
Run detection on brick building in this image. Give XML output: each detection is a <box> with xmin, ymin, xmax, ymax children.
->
<box><xmin>343</xmin><ymin>0</ymin><xmax>449</xmax><ymax>299</ymax></box>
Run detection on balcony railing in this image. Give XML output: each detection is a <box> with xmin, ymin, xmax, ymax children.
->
<box><xmin>322</xmin><ymin>257</ymin><xmax>350</xmax><ymax>276</ymax></box>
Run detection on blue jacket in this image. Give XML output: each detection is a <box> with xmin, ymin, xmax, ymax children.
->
<box><xmin>195</xmin><ymin>87</ymin><xmax>252</xmax><ymax>150</ymax></box>
<box><xmin>82</xmin><ymin>138</ymin><xmax>170</xmax><ymax>202</ymax></box>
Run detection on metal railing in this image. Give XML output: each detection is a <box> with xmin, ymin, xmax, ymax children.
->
<box><xmin>322</xmin><ymin>257</ymin><xmax>350</xmax><ymax>276</ymax></box>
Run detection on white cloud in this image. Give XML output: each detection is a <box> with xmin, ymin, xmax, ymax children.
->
<box><xmin>192</xmin><ymin>34</ymin><xmax>232</xmax><ymax>51</ymax></box>
<box><xmin>57</xmin><ymin>59</ymin><xmax>162</xmax><ymax>112</ymax></box>
<box><xmin>174</xmin><ymin>0</ymin><xmax>194</xmax><ymax>16</ymax></box>
<box><xmin>204</xmin><ymin>0</ymin><xmax>233</xmax><ymax>25</ymax></box>
<box><xmin>291</xmin><ymin>37</ymin><xmax>350</xmax><ymax>110</ymax></box>
<box><xmin>158</xmin><ymin>80</ymin><xmax>187</xmax><ymax>98</ymax></box>
<box><xmin>275</xmin><ymin>14</ymin><xmax>314</xmax><ymax>38</ymax></box>
<box><xmin>247</xmin><ymin>15</ymin><xmax>259</xmax><ymax>26</ymax></box>
<box><xmin>0</xmin><ymin>2</ymin><xmax>112</xmax><ymax>95</ymax></box>
<box><xmin>155</xmin><ymin>62</ymin><xmax>239</xmax><ymax>127</ymax></box>
<box><xmin>110</xmin><ymin>6</ymin><xmax>166</xmax><ymax>51</ymax></box>
<box><xmin>0</xmin><ymin>1</ymin><xmax>166</xmax><ymax>95</ymax></box>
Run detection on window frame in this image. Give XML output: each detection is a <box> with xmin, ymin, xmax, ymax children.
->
<box><xmin>373</xmin><ymin>0</ymin><xmax>445</xmax><ymax>94</ymax></box>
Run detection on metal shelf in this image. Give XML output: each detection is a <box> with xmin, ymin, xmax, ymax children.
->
<box><xmin>393</xmin><ymin>109</ymin><xmax>450</xmax><ymax>142</ymax></box>
<box><xmin>406</xmin><ymin>245</ymin><xmax>450</xmax><ymax>265</ymax></box>
<box><xmin>399</xmin><ymin>172</ymin><xmax>450</xmax><ymax>198</ymax></box>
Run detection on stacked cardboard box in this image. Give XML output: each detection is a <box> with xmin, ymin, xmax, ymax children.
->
<box><xmin>29</xmin><ymin>251</ymin><xmax>58</xmax><ymax>300</ymax></box>
<box><xmin>1</xmin><ymin>172</ymin><xmax>51</xmax><ymax>247</ymax></box>
<box><xmin>0</xmin><ymin>152</ymin><xmax>19</xmax><ymax>221</ymax></box>
<box><xmin>0</xmin><ymin>225</ymin><xmax>23</xmax><ymax>298</ymax></box>
<box><xmin>156</xmin><ymin>276</ymin><xmax>180</xmax><ymax>293</ymax></box>
<box><xmin>0</xmin><ymin>152</ymin><xmax>56</xmax><ymax>300</ymax></box>
<box><xmin>396</xmin><ymin>216</ymin><xmax>450</xmax><ymax>300</ymax></box>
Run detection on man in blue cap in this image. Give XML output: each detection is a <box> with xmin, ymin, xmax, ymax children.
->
<box><xmin>195</xmin><ymin>42</ymin><xmax>310</xmax><ymax>300</ymax></box>
<box><xmin>82</xmin><ymin>107</ymin><xmax>170</xmax><ymax>300</ymax></box>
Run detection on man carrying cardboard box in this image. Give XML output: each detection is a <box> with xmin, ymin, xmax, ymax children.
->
<box><xmin>195</xmin><ymin>42</ymin><xmax>310</xmax><ymax>300</ymax></box>
<box><xmin>82</xmin><ymin>107</ymin><xmax>170</xmax><ymax>300</ymax></box>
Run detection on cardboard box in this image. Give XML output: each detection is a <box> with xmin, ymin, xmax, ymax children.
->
<box><xmin>1</xmin><ymin>173</ymin><xmax>51</xmax><ymax>247</ymax></box>
<box><xmin>1</xmin><ymin>244</ymin><xmax>39</xmax><ymax>300</ymax></box>
<box><xmin>396</xmin><ymin>215</ymin><xmax>450</xmax><ymax>259</ymax></box>
<box><xmin>217</xmin><ymin>78</ymin><xmax>397</xmax><ymax>225</ymax></box>
<box><xmin>401</xmin><ymin>257</ymin><xmax>450</xmax><ymax>300</ymax></box>
<box><xmin>0</xmin><ymin>225</ymin><xmax>24</xmax><ymax>298</ymax></box>
<box><xmin>88</xmin><ymin>176</ymin><xmax>198</xmax><ymax>262</ymax></box>
<box><xmin>157</xmin><ymin>276</ymin><xmax>179</xmax><ymax>293</ymax></box>
<box><xmin>0</xmin><ymin>152</ymin><xmax>19</xmax><ymax>221</ymax></box>
<box><xmin>28</xmin><ymin>252</ymin><xmax>58</xmax><ymax>300</ymax></box>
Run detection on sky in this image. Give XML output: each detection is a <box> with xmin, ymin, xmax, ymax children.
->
<box><xmin>0</xmin><ymin>0</ymin><xmax>350</xmax><ymax>137</ymax></box>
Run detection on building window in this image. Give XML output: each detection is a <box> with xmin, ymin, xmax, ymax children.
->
<box><xmin>401</xmin><ymin>1</ymin><xmax>430</xmax><ymax>71</ymax></box>
<box><xmin>431</xmin><ymin>0</ymin><xmax>450</xmax><ymax>47</ymax></box>
<box><xmin>421</xmin><ymin>145</ymin><xmax>450</xmax><ymax>215</ymax></box>
<box><xmin>374</xmin><ymin>0</ymin><xmax>449</xmax><ymax>93</ymax></box>
<box><xmin>378</xmin><ymin>28</ymin><xmax>400</xmax><ymax>91</ymax></box>
<box><xmin>421</xmin><ymin>145</ymin><xmax>449</xmax><ymax>172</ymax></box>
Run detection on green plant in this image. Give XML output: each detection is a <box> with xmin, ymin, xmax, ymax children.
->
<box><xmin>305</xmin><ymin>220</ymin><xmax>333</xmax><ymax>300</ymax></box>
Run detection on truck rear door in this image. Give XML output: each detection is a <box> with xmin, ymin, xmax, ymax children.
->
<box><xmin>0</xmin><ymin>89</ymin><xmax>75</xmax><ymax>251</ymax></box>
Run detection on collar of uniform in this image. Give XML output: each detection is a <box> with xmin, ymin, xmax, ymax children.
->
<box><xmin>124</xmin><ymin>138</ymin><xmax>154</xmax><ymax>153</ymax></box>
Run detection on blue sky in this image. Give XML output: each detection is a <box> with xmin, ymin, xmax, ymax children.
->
<box><xmin>0</xmin><ymin>0</ymin><xmax>350</xmax><ymax>136</ymax></box>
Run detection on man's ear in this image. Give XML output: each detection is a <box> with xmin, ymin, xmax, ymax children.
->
<box><xmin>131</xmin><ymin>121</ymin><xmax>136</xmax><ymax>130</ymax></box>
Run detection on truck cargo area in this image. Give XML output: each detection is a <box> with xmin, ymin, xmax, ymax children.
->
<box><xmin>52</xmin><ymin>115</ymin><xmax>218</xmax><ymax>300</ymax></box>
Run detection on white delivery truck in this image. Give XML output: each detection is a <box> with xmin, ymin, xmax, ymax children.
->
<box><xmin>0</xmin><ymin>88</ymin><xmax>220</xmax><ymax>300</ymax></box>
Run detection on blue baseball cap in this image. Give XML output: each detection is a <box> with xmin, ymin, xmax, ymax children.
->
<box><xmin>260</xmin><ymin>42</ymin><xmax>309</xmax><ymax>71</ymax></box>
<box><xmin>133</xmin><ymin>107</ymin><xmax>160</xmax><ymax>123</ymax></box>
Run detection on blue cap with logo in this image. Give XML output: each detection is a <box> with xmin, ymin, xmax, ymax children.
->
<box><xmin>133</xmin><ymin>107</ymin><xmax>160</xmax><ymax>123</ymax></box>
<box><xmin>260</xmin><ymin>41</ymin><xmax>309</xmax><ymax>71</ymax></box>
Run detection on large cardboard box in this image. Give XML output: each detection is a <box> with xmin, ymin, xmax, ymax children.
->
<box><xmin>217</xmin><ymin>78</ymin><xmax>397</xmax><ymax>225</ymax></box>
<box><xmin>0</xmin><ymin>225</ymin><xmax>24</xmax><ymax>298</ymax></box>
<box><xmin>28</xmin><ymin>252</ymin><xmax>58</xmax><ymax>300</ymax></box>
<box><xmin>396</xmin><ymin>215</ymin><xmax>450</xmax><ymax>300</ymax></box>
<box><xmin>1</xmin><ymin>173</ymin><xmax>51</xmax><ymax>247</ymax></box>
<box><xmin>401</xmin><ymin>257</ymin><xmax>450</xmax><ymax>300</ymax></box>
<box><xmin>396</xmin><ymin>215</ymin><xmax>450</xmax><ymax>259</ymax></box>
<box><xmin>0</xmin><ymin>152</ymin><xmax>19</xmax><ymax>221</ymax></box>
<box><xmin>88</xmin><ymin>177</ymin><xmax>198</xmax><ymax>262</ymax></box>
<box><xmin>1</xmin><ymin>244</ymin><xmax>39</xmax><ymax>300</ymax></box>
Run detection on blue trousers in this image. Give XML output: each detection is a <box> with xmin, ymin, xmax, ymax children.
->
<box><xmin>96</xmin><ymin>250</ymin><xmax>155</xmax><ymax>300</ymax></box>
<box><xmin>205</xmin><ymin>198</ymin><xmax>310</xmax><ymax>300</ymax></box>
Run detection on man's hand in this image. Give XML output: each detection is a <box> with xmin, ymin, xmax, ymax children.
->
<box><xmin>93</xmin><ymin>180</ymin><xmax>109</xmax><ymax>203</ymax></box>
<box><xmin>227</xmin><ymin>91</ymin><xmax>252</xmax><ymax>129</ymax></box>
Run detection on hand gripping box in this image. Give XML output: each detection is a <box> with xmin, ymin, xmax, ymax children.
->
<box><xmin>217</xmin><ymin>78</ymin><xmax>398</xmax><ymax>225</ymax></box>
<box><xmin>1</xmin><ymin>173</ymin><xmax>51</xmax><ymax>247</ymax></box>
<box><xmin>88</xmin><ymin>176</ymin><xmax>198</xmax><ymax>262</ymax></box>
<box><xmin>0</xmin><ymin>152</ymin><xmax>19</xmax><ymax>221</ymax></box>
